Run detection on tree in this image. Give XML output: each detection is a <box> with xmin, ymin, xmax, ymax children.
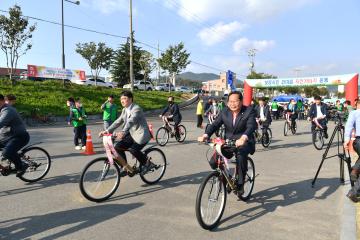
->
<box><xmin>110</xmin><ymin>37</ymin><xmax>144</xmax><ymax>87</ymax></box>
<box><xmin>138</xmin><ymin>50</ymin><xmax>156</xmax><ymax>89</ymax></box>
<box><xmin>247</xmin><ymin>71</ymin><xmax>277</xmax><ymax>80</ymax></box>
<box><xmin>157</xmin><ymin>42</ymin><xmax>190</xmax><ymax>89</ymax></box>
<box><xmin>304</xmin><ymin>86</ymin><xmax>320</xmax><ymax>97</ymax></box>
<box><xmin>76</xmin><ymin>42</ymin><xmax>112</xmax><ymax>85</ymax></box>
<box><xmin>0</xmin><ymin>5</ymin><xmax>36</xmax><ymax>85</ymax></box>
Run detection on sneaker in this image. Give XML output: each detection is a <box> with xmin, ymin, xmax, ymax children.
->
<box><xmin>347</xmin><ymin>191</ymin><xmax>359</xmax><ymax>203</ymax></box>
<box><xmin>140</xmin><ymin>161</ymin><xmax>156</xmax><ymax>175</ymax></box>
<box><xmin>16</xmin><ymin>162</ymin><xmax>29</xmax><ymax>177</ymax></box>
<box><xmin>81</xmin><ymin>146</ymin><xmax>86</xmax><ymax>150</ymax></box>
<box><xmin>75</xmin><ymin>146</ymin><xmax>82</xmax><ymax>150</ymax></box>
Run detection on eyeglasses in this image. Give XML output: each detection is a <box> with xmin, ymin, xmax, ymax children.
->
<box><xmin>228</xmin><ymin>100</ymin><xmax>240</xmax><ymax>104</ymax></box>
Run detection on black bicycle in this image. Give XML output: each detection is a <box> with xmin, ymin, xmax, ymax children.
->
<box><xmin>155</xmin><ymin>117</ymin><xmax>186</xmax><ymax>146</ymax></box>
<box><xmin>254</xmin><ymin>125</ymin><xmax>272</xmax><ymax>148</ymax></box>
<box><xmin>284</xmin><ymin>113</ymin><xmax>297</xmax><ymax>136</ymax></box>
<box><xmin>0</xmin><ymin>143</ymin><xmax>51</xmax><ymax>182</ymax></box>
<box><xmin>311</xmin><ymin>119</ymin><xmax>325</xmax><ymax>150</ymax></box>
<box><xmin>79</xmin><ymin>135</ymin><xmax>167</xmax><ymax>202</ymax></box>
<box><xmin>195</xmin><ymin>139</ymin><xmax>256</xmax><ymax>230</ymax></box>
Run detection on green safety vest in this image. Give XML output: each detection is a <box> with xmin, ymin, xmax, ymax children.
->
<box><xmin>103</xmin><ymin>102</ymin><xmax>118</xmax><ymax>122</ymax></box>
<box><xmin>71</xmin><ymin>107</ymin><xmax>87</xmax><ymax>127</ymax></box>
<box><xmin>271</xmin><ymin>102</ymin><xmax>278</xmax><ymax>110</ymax></box>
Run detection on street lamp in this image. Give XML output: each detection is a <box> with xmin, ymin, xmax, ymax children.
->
<box><xmin>61</xmin><ymin>0</ymin><xmax>80</xmax><ymax>69</ymax></box>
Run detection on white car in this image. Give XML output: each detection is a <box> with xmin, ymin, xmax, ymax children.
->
<box><xmin>71</xmin><ymin>78</ymin><xmax>115</xmax><ymax>88</ymax></box>
<box><xmin>175</xmin><ymin>86</ymin><xmax>192</xmax><ymax>93</ymax></box>
<box><xmin>123</xmin><ymin>80</ymin><xmax>154</xmax><ymax>91</ymax></box>
<box><xmin>155</xmin><ymin>83</ymin><xmax>175</xmax><ymax>91</ymax></box>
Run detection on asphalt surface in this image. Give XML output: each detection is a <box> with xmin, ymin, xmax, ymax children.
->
<box><xmin>0</xmin><ymin>103</ymin><xmax>348</xmax><ymax>240</ymax></box>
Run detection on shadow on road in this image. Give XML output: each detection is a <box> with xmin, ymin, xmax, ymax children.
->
<box><xmin>0</xmin><ymin>203</ymin><xmax>144</xmax><ymax>239</ymax></box>
<box><xmin>0</xmin><ymin>173</ymin><xmax>80</xmax><ymax>197</ymax></box>
<box><xmin>107</xmin><ymin>171</ymin><xmax>209</xmax><ymax>202</ymax></box>
<box><xmin>214</xmin><ymin>177</ymin><xmax>340</xmax><ymax>231</ymax></box>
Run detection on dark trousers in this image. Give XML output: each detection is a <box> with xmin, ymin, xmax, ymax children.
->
<box><xmin>197</xmin><ymin>115</ymin><xmax>203</xmax><ymax>127</ymax></box>
<box><xmin>222</xmin><ymin>144</ymin><xmax>251</xmax><ymax>185</ymax></box>
<box><xmin>1</xmin><ymin>132</ymin><xmax>30</xmax><ymax>170</ymax></box>
<box><xmin>74</xmin><ymin>125</ymin><xmax>87</xmax><ymax>147</ymax></box>
<box><xmin>272</xmin><ymin>110</ymin><xmax>278</xmax><ymax>120</ymax></box>
<box><xmin>114</xmin><ymin>134</ymin><xmax>148</xmax><ymax>164</ymax></box>
<box><xmin>311</xmin><ymin>119</ymin><xmax>328</xmax><ymax>134</ymax></box>
<box><xmin>349</xmin><ymin>139</ymin><xmax>360</xmax><ymax>195</ymax></box>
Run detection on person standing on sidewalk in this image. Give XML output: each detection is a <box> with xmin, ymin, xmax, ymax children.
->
<box><xmin>70</xmin><ymin>98</ymin><xmax>87</xmax><ymax>150</ymax></box>
<box><xmin>344</xmin><ymin>100</ymin><xmax>360</xmax><ymax>202</ymax></box>
<box><xmin>101</xmin><ymin>95</ymin><xmax>118</xmax><ymax>130</ymax></box>
<box><xmin>196</xmin><ymin>98</ymin><xmax>204</xmax><ymax>128</ymax></box>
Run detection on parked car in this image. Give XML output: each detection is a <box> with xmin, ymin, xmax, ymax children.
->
<box><xmin>71</xmin><ymin>78</ymin><xmax>115</xmax><ymax>88</ymax></box>
<box><xmin>123</xmin><ymin>80</ymin><xmax>154</xmax><ymax>91</ymax></box>
<box><xmin>175</xmin><ymin>86</ymin><xmax>192</xmax><ymax>93</ymax></box>
<box><xmin>155</xmin><ymin>83</ymin><xmax>175</xmax><ymax>91</ymax></box>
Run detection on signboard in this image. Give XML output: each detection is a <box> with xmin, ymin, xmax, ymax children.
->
<box><xmin>245</xmin><ymin>73</ymin><xmax>358</xmax><ymax>88</ymax></box>
<box><xmin>27</xmin><ymin>65</ymin><xmax>86</xmax><ymax>80</ymax></box>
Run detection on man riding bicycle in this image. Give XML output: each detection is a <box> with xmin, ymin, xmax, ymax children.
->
<box><xmin>308</xmin><ymin>95</ymin><xmax>328</xmax><ymax>139</ymax></box>
<box><xmin>198</xmin><ymin>91</ymin><xmax>256</xmax><ymax>196</ymax></box>
<box><xmin>255</xmin><ymin>97</ymin><xmax>272</xmax><ymax>131</ymax></box>
<box><xmin>159</xmin><ymin>96</ymin><xmax>182</xmax><ymax>134</ymax></box>
<box><xmin>99</xmin><ymin>90</ymin><xmax>152</xmax><ymax>176</ymax></box>
<box><xmin>0</xmin><ymin>94</ymin><xmax>30</xmax><ymax>176</ymax></box>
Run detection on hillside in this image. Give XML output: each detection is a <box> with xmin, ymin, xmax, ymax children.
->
<box><xmin>177</xmin><ymin>72</ymin><xmax>219</xmax><ymax>82</ymax></box>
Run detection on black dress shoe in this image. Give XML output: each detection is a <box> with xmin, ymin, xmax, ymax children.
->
<box><xmin>236</xmin><ymin>184</ymin><xmax>244</xmax><ymax>198</ymax></box>
<box><xmin>324</xmin><ymin>132</ymin><xmax>328</xmax><ymax>139</ymax></box>
<box><xmin>347</xmin><ymin>192</ymin><xmax>359</xmax><ymax>203</ymax></box>
<box><xmin>16</xmin><ymin>163</ymin><xmax>29</xmax><ymax>177</ymax></box>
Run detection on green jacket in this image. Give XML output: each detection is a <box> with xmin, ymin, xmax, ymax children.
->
<box><xmin>102</xmin><ymin>102</ymin><xmax>118</xmax><ymax>122</ymax></box>
<box><xmin>71</xmin><ymin>107</ymin><xmax>87</xmax><ymax>127</ymax></box>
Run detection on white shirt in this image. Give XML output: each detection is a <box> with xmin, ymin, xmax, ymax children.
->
<box><xmin>316</xmin><ymin>105</ymin><xmax>324</xmax><ymax>118</ymax></box>
<box><xmin>260</xmin><ymin>106</ymin><xmax>265</xmax><ymax>120</ymax></box>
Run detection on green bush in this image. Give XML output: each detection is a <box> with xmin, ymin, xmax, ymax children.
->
<box><xmin>0</xmin><ymin>79</ymin><xmax>188</xmax><ymax>116</ymax></box>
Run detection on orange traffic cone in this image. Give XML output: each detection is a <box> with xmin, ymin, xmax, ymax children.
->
<box><xmin>82</xmin><ymin>129</ymin><xmax>96</xmax><ymax>155</ymax></box>
<box><xmin>148</xmin><ymin>123</ymin><xmax>154</xmax><ymax>140</ymax></box>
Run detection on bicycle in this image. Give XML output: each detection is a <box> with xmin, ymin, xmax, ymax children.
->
<box><xmin>311</xmin><ymin>118</ymin><xmax>325</xmax><ymax>150</ymax></box>
<box><xmin>79</xmin><ymin>134</ymin><xmax>167</xmax><ymax>202</ymax></box>
<box><xmin>195</xmin><ymin>139</ymin><xmax>256</xmax><ymax>230</ymax></box>
<box><xmin>205</xmin><ymin>114</ymin><xmax>225</xmax><ymax>139</ymax></box>
<box><xmin>284</xmin><ymin>112</ymin><xmax>297</xmax><ymax>136</ymax></box>
<box><xmin>155</xmin><ymin>116</ymin><xmax>186</xmax><ymax>146</ymax></box>
<box><xmin>254</xmin><ymin>125</ymin><xmax>272</xmax><ymax>148</ymax></box>
<box><xmin>0</xmin><ymin>142</ymin><xmax>51</xmax><ymax>182</ymax></box>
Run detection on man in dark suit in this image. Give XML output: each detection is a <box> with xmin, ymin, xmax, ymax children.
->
<box><xmin>308</xmin><ymin>95</ymin><xmax>328</xmax><ymax>138</ymax></box>
<box><xmin>198</xmin><ymin>91</ymin><xmax>256</xmax><ymax>195</ymax></box>
<box><xmin>160</xmin><ymin>96</ymin><xmax>182</xmax><ymax>134</ymax></box>
<box><xmin>255</xmin><ymin>97</ymin><xmax>272</xmax><ymax>129</ymax></box>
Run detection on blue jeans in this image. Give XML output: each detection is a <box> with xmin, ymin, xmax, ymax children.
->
<box><xmin>1</xmin><ymin>132</ymin><xmax>30</xmax><ymax>170</ymax></box>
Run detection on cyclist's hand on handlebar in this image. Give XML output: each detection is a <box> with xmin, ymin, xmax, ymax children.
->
<box><xmin>99</xmin><ymin>131</ymin><xmax>107</xmax><ymax>137</ymax></box>
<box><xmin>236</xmin><ymin>135</ymin><xmax>247</xmax><ymax>147</ymax></box>
<box><xmin>115</xmin><ymin>131</ymin><xmax>125</xmax><ymax>140</ymax></box>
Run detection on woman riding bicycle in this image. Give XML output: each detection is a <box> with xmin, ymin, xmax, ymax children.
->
<box><xmin>286</xmin><ymin>99</ymin><xmax>298</xmax><ymax>129</ymax></box>
<box><xmin>198</xmin><ymin>91</ymin><xmax>256</xmax><ymax>196</ymax></box>
<box><xmin>99</xmin><ymin>90</ymin><xmax>152</xmax><ymax>176</ymax></box>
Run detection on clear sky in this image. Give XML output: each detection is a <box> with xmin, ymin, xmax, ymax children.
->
<box><xmin>1</xmin><ymin>0</ymin><xmax>360</xmax><ymax>80</ymax></box>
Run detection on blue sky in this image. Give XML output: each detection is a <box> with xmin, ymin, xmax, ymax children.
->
<box><xmin>1</xmin><ymin>0</ymin><xmax>360</xmax><ymax>80</ymax></box>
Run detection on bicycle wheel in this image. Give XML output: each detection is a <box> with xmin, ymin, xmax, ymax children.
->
<box><xmin>140</xmin><ymin>148</ymin><xmax>167</xmax><ymax>184</ymax></box>
<box><xmin>18</xmin><ymin>147</ymin><xmax>51</xmax><ymax>183</ymax></box>
<box><xmin>195</xmin><ymin>171</ymin><xmax>227</xmax><ymax>230</ymax></box>
<box><xmin>291</xmin><ymin>121</ymin><xmax>297</xmax><ymax>135</ymax></box>
<box><xmin>283</xmin><ymin>121</ymin><xmax>289</xmax><ymax>136</ymax></box>
<box><xmin>175</xmin><ymin>125</ymin><xmax>187</xmax><ymax>143</ymax></box>
<box><xmin>261</xmin><ymin>129</ymin><xmax>271</xmax><ymax>148</ymax></box>
<box><xmin>156</xmin><ymin>127</ymin><xmax>169</xmax><ymax>146</ymax></box>
<box><xmin>239</xmin><ymin>157</ymin><xmax>255</xmax><ymax>201</ymax></box>
<box><xmin>79</xmin><ymin>157</ymin><xmax>121</xmax><ymax>202</ymax></box>
<box><xmin>312</xmin><ymin>130</ymin><xmax>324</xmax><ymax>150</ymax></box>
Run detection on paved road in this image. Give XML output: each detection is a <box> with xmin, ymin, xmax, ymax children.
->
<box><xmin>0</xmin><ymin>103</ymin><xmax>347</xmax><ymax>240</ymax></box>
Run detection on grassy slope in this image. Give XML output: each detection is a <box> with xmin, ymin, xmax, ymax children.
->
<box><xmin>0</xmin><ymin>79</ymin><xmax>190</xmax><ymax>116</ymax></box>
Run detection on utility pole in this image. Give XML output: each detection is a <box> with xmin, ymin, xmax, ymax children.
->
<box><xmin>247</xmin><ymin>48</ymin><xmax>257</xmax><ymax>74</ymax></box>
<box><xmin>129</xmin><ymin>0</ymin><xmax>134</xmax><ymax>91</ymax></box>
<box><xmin>157</xmin><ymin>41</ymin><xmax>160</xmax><ymax>85</ymax></box>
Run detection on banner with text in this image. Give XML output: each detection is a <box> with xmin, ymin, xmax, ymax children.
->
<box><xmin>27</xmin><ymin>65</ymin><xmax>86</xmax><ymax>80</ymax></box>
<box><xmin>245</xmin><ymin>73</ymin><xmax>358</xmax><ymax>88</ymax></box>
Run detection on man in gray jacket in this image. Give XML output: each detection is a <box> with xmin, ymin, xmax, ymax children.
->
<box><xmin>100</xmin><ymin>90</ymin><xmax>151</xmax><ymax>175</ymax></box>
<box><xmin>0</xmin><ymin>94</ymin><xmax>30</xmax><ymax>176</ymax></box>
